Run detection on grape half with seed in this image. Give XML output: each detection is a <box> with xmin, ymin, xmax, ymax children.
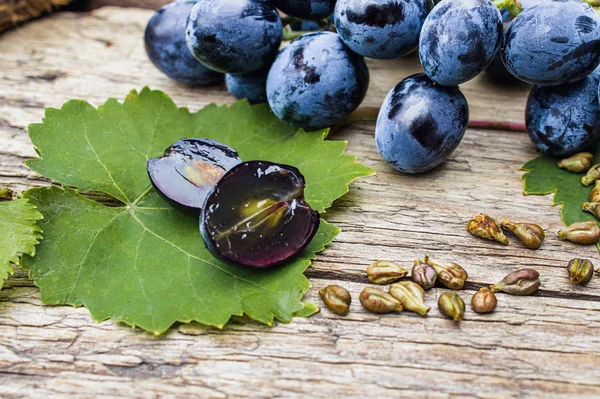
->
<box><xmin>200</xmin><ymin>161</ymin><xmax>320</xmax><ymax>268</ymax></box>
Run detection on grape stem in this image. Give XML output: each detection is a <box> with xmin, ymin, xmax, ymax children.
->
<box><xmin>467</xmin><ymin>120</ymin><xmax>527</xmax><ymax>132</ymax></box>
<box><xmin>282</xmin><ymin>29</ymin><xmax>314</xmax><ymax>41</ymax></box>
<box><xmin>333</xmin><ymin>106</ymin><xmax>528</xmax><ymax>134</ymax></box>
<box><xmin>280</xmin><ymin>16</ymin><xmax>302</xmax><ymax>26</ymax></box>
<box><xmin>493</xmin><ymin>0</ymin><xmax>523</xmax><ymax>18</ymax></box>
<box><xmin>281</xmin><ymin>17</ymin><xmax>335</xmax><ymax>41</ymax></box>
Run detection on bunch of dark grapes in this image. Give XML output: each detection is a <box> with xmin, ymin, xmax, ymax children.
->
<box><xmin>145</xmin><ymin>0</ymin><xmax>600</xmax><ymax>174</ymax></box>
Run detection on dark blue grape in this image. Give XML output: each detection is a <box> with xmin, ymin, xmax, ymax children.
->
<box><xmin>375</xmin><ymin>73</ymin><xmax>469</xmax><ymax>174</ymax></box>
<box><xmin>273</xmin><ymin>0</ymin><xmax>335</xmax><ymax>20</ymax></box>
<box><xmin>419</xmin><ymin>0</ymin><xmax>503</xmax><ymax>86</ymax></box>
<box><xmin>485</xmin><ymin>51</ymin><xmax>520</xmax><ymax>83</ymax></box>
<box><xmin>185</xmin><ymin>0</ymin><xmax>282</xmax><ymax>74</ymax></box>
<box><xmin>266</xmin><ymin>32</ymin><xmax>369</xmax><ymax>130</ymax></box>
<box><xmin>526</xmin><ymin>71</ymin><xmax>600</xmax><ymax>157</ymax></box>
<box><xmin>290</xmin><ymin>20</ymin><xmax>322</xmax><ymax>31</ymax></box>
<box><xmin>502</xmin><ymin>0</ymin><xmax>600</xmax><ymax>86</ymax></box>
<box><xmin>334</xmin><ymin>0</ymin><xmax>433</xmax><ymax>60</ymax></box>
<box><xmin>148</xmin><ymin>139</ymin><xmax>242</xmax><ymax>214</ymax></box>
<box><xmin>144</xmin><ymin>1</ymin><xmax>222</xmax><ymax>85</ymax></box>
<box><xmin>225</xmin><ymin>69</ymin><xmax>268</xmax><ymax>104</ymax></box>
<box><xmin>200</xmin><ymin>161</ymin><xmax>320</xmax><ymax>268</ymax></box>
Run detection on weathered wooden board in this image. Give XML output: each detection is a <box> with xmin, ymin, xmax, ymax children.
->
<box><xmin>1</xmin><ymin>7</ymin><xmax>599</xmax><ymax>399</ymax></box>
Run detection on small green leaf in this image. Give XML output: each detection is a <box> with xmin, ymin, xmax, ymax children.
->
<box><xmin>522</xmin><ymin>152</ymin><xmax>600</xmax><ymax>249</ymax></box>
<box><xmin>0</xmin><ymin>194</ymin><xmax>43</xmax><ymax>287</ymax></box>
<box><xmin>21</xmin><ymin>88</ymin><xmax>371</xmax><ymax>334</ymax></box>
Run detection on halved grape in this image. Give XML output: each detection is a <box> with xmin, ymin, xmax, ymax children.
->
<box><xmin>200</xmin><ymin>161</ymin><xmax>320</xmax><ymax>268</ymax></box>
<box><xmin>147</xmin><ymin>139</ymin><xmax>241</xmax><ymax>214</ymax></box>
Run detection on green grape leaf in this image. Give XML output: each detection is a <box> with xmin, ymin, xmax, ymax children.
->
<box><xmin>22</xmin><ymin>88</ymin><xmax>372</xmax><ymax>334</ymax></box>
<box><xmin>522</xmin><ymin>152</ymin><xmax>600</xmax><ymax>250</ymax></box>
<box><xmin>0</xmin><ymin>192</ymin><xmax>43</xmax><ymax>287</ymax></box>
<box><xmin>292</xmin><ymin>302</ymin><xmax>320</xmax><ymax>318</ymax></box>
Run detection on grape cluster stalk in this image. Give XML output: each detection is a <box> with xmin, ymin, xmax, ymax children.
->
<box><xmin>145</xmin><ymin>0</ymin><xmax>600</xmax><ymax>174</ymax></box>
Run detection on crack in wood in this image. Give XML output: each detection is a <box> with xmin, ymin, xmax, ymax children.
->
<box><xmin>306</xmin><ymin>269</ymin><xmax>600</xmax><ymax>301</ymax></box>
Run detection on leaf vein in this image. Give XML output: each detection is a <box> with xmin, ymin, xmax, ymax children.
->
<box><xmin>65</xmin><ymin>211</ymin><xmax>126</xmax><ymax>303</ymax></box>
<box><xmin>133</xmin><ymin>229</ymin><xmax>158</xmax><ymax>332</ymax></box>
<box><xmin>82</xmin><ymin>132</ymin><xmax>130</xmax><ymax>204</ymax></box>
<box><xmin>130</xmin><ymin>211</ymin><xmax>274</xmax><ymax>293</ymax></box>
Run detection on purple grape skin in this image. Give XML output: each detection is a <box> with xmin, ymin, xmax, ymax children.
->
<box><xmin>200</xmin><ymin>161</ymin><xmax>320</xmax><ymax>268</ymax></box>
<box><xmin>334</xmin><ymin>0</ymin><xmax>434</xmax><ymax>60</ymax></box>
<box><xmin>502</xmin><ymin>0</ymin><xmax>600</xmax><ymax>86</ymax></box>
<box><xmin>147</xmin><ymin>139</ymin><xmax>241</xmax><ymax>214</ymax></box>
<box><xmin>266</xmin><ymin>32</ymin><xmax>369</xmax><ymax>130</ymax></box>
<box><xmin>144</xmin><ymin>1</ymin><xmax>222</xmax><ymax>85</ymax></box>
<box><xmin>419</xmin><ymin>0</ymin><xmax>503</xmax><ymax>86</ymax></box>
<box><xmin>375</xmin><ymin>73</ymin><xmax>469</xmax><ymax>174</ymax></box>
<box><xmin>185</xmin><ymin>0</ymin><xmax>282</xmax><ymax>74</ymax></box>
<box><xmin>527</xmin><ymin>71</ymin><xmax>600</xmax><ymax>157</ymax></box>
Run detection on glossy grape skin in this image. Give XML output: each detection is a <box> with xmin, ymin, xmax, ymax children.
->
<box><xmin>334</xmin><ymin>0</ymin><xmax>433</xmax><ymax>60</ymax></box>
<box><xmin>266</xmin><ymin>32</ymin><xmax>369</xmax><ymax>130</ymax></box>
<box><xmin>185</xmin><ymin>0</ymin><xmax>282</xmax><ymax>74</ymax></box>
<box><xmin>419</xmin><ymin>0</ymin><xmax>503</xmax><ymax>86</ymax></box>
<box><xmin>375</xmin><ymin>73</ymin><xmax>469</xmax><ymax>174</ymax></box>
<box><xmin>148</xmin><ymin>139</ymin><xmax>242</xmax><ymax>214</ymax></box>
<box><xmin>272</xmin><ymin>0</ymin><xmax>335</xmax><ymax>20</ymax></box>
<box><xmin>503</xmin><ymin>0</ymin><xmax>600</xmax><ymax>86</ymax></box>
<box><xmin>144</xmin><ymin>1</ymin><xmax>222</xmax><ymax>85</ymax></box>
<box><xmin>527</xmin><ymin>72</ymin><xmax>600</xmax><ymax>157</ymax></box>
<box><xmin>200</xmin><ymin>161</ymin><xmax>320</xmax><ymax>268</ymax></box>
<box><xmin>226</xmin><ymin>69</ymin><xmax>268</xmax><ymax>104</ymax></box>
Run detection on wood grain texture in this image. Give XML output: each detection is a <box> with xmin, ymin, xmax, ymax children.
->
<box><xmin>1</xmin><ymin>7</ymin><xmax>599</xmax><ymax>398</ymax></box>
<box><xmin>0</xmin><ymin>0</ymin><xmax>72</xmax><ymax>33</ymax></box>
<box><xmin>73</xmin><ymin>0</ymin><xmax>170</xmax><ymax>11</ymax></box>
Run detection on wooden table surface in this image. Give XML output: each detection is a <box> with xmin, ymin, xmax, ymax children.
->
<box><xmin>1</xmin><ymin>6</ymin><xmax>600</xmax><ymax>398</ymax></box>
